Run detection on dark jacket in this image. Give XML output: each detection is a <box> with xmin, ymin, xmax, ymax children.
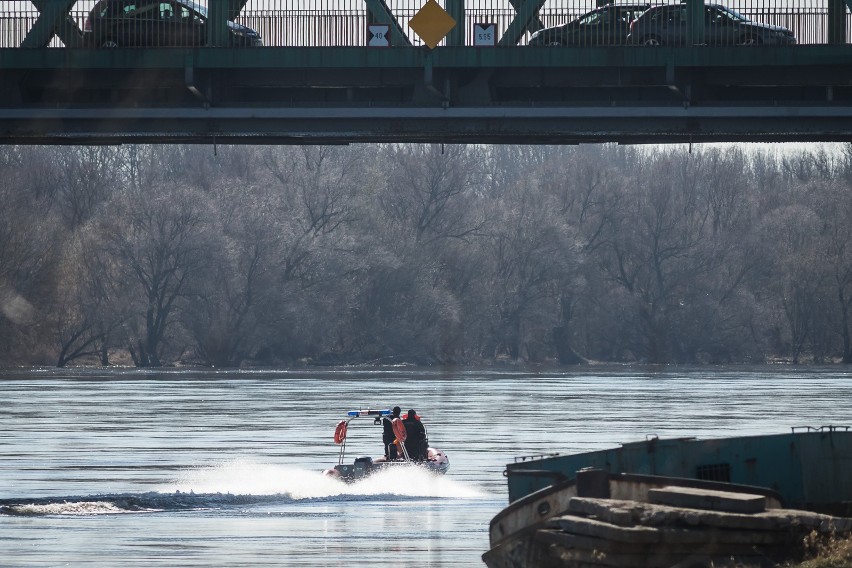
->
<box><xmin>403</xmin><ymin>416</ymin><xmax>428</xmax><ymax>461</ymax></box>
<box><xmin>382</xmin><ymin>416</ymin><xmax>399</xmax><ymax>459</ymax></box>
<box><xmin>382</xmin><ymin>417</ymin><xmax>396</xmax><ymax>445</ymax></box>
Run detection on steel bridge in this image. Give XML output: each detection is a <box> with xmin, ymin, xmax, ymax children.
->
<box><xmin>3</xmin><ymin>0</ymin><xmax>852</xmax><ymax>144</ymax></box>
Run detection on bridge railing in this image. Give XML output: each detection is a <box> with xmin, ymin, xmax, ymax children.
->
<box><xmin>0</xmin><ymin>0</ymin><xmax>849</xmax><ymax>48</ymax></box>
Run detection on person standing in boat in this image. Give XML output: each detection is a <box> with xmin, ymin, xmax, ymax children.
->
<box><xmin>403</xmin><ymin>408</ymin><xmax>428</xmax><ymax>462</ymax></box>
<box><xmin>382</xmin><ymin>406</ymin><xmax>402</xmax><ymax>460</ymax></box>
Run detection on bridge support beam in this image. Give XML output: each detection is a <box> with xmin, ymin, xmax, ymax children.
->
<box><xmin>499</xmin><ymin>0</ymin><xmax>547</xmax><ymax>46</ymax></box>
<box><xmin>829</xmin><ymin>0</ymin><xmax>847</xmax><ymax>44</ymax></box>
<box><xmin>226</xmin><ymin>0</ymin><xmax>249</xmax><ymax>23</ymax></box>
<box><xmin>446</xmin><ymin>0</ymin><xmax>465</xmax><ymax>46</ymax></box>
<box><xmin>509</xmin><ymin>0</ymin><xmax>545</xmax><ymax>35</ymax></box>
<box><xmin>685</xmin><ymin>0</ymin><xmax>705</xmax><ymax>46</ymax></box>
<box><xmin>22</xmin><ymin>0</ymin><xmax>82</xmax><ymax>48</ymax></box>
<box><xmin>364</xmin><ymin>0</ymin><xmax>413</xmax><ymax>46</ymax></box>
<box><xmin>207</xmin><ymin>0</ymin><xmax>229</xmax><ymax>47</ymax></box>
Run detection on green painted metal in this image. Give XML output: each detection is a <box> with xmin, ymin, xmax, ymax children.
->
<box><xmin>686</xmin><ymin>0</ymin><xmax>705</xmax><ymax>46</ymax></box>
<box><xmin>226</xmin><ymin>0</ymin><xmax>249</xmax><ymax>22</ymax></box>
<box><xmin>22</xmin><ymin>0</ymin><xmax>80</xmax><ymax>49</ymax></box>
<box><xmin>508</xmin><ymin>0</ymin><xmax>544</xmax><ymax>34</ymax></box>
<box><xmin>8</xmin><ymin>2</ymin><xmax>852</xmax><ymax>144</ymax></box>
<box><xmin>498</xmin><ymin>0</ymin><xmax>548</xmax><ymax>47</ymax></box>
<box><xmin>829</xmin><ymin>0</ymin><xmax>847</xmax><ymax>44</ymax></box>
<box><xmin>3</xmin><ymin>45</ymin><xmax>852</xmax><ymax>71</ymax></box>
<box><xmin>504</xmin><ymin>430</ymin><xmax>852</xmax><ymax>514</ymax></box>
<box><xmin>446</xmin><ymin>0</ymin><xmax>465</xmax><ymax>47</ymax></box>
<box><xmin>363</xmin><ymin>0</ymin><xmax>412</xmax><ymax>47</ymax></box>
<box><xmin>207</xmin><ymin>0</ymin><xmax>229</xmax><ymax>47</ymax></box>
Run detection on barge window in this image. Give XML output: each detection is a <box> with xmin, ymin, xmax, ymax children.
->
<box><xmin>695</xmin><ymin>463</ymin><xmax>731</xmax><ymax>482</ymax></box>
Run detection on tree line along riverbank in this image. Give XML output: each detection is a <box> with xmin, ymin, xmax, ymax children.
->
<box><xmin>3</xmin><ymin>143</ymin><xmax>852</xmax><ymax>368</ymax></box>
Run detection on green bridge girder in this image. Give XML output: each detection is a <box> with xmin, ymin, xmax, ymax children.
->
<box><xmin>3</xmin><ymin>45</ymin><xmax>852</xmax><ymax>144</ymax></box>
<box><xmin>4</xmin><ymin>1</ymin><xmax>852</xmax><ymax>144</ymax></box>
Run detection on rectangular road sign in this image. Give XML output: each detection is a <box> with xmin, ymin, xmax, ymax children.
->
<box><xmin>368</xmin><ymin>24</ymin><xmax>390</xmax><ymax>47</ymax></box>
<box><xmin>473</xmin><ymin>23</ymin><xmax>496</xmax><ymax>47</ymax></box>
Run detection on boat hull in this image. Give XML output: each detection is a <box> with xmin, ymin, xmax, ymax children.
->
<box><xmin>506</xmin><ymin>429</ymin><xmax>852</xmax><ymax>515</ymax></box>
<box><xmin>324</xmin><ymin>447</ymin><xmax>449</xmax><ymax>482</ymax></box>
<box><xmin>484</xmin><ymin>468</ymin><xmax>850</xmax><ymax>568</ymax></box>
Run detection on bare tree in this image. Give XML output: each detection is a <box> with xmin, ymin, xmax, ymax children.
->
<box><xmin>51</xmin><ymin>146</ymin><xmax>122</xmax><ymax>228</ymax></box>
<box><xmin>462</xmin><ymin>146</ymin><xmax>582</xmax><ymax>362</ymax></box>
<box><xmin>96</xmin><ymin>184</ymin><xmax>209</xmax><ymax>367</ymax></box>
<box><xmin>806</xmin><ymin>177</ymin><xmax>852</xmax><ymax>362</ymax></box>
<box><xmin>182</xmin><ymin>145</ymin><xmax>373</xmax><ymax>366</ymax></box>
<box><xmin>380</xmin><ymin>144</ymin><xmax>486</xmax><ymax>243</ymax></box>
<box><xmin>753</xmin><ymin>204</ymin><xmax>827</xmax><ymax>363</ymax></box>
<box><xmin>52</xmin><ymin>224</ymin><xmax>132</xmax><ymax>367</ymax></box>
<box><xmin>585</xmin><ymin>148</ymin><xmax>749</xmax><ymax>363</ymax></box>
<box><xmin>532</xmin><ymin>145</ymin><xmax>638</xmax><ymax>362</ymax></box>
<box><xmin>8</xmin><ymin>141</ymin><xmax>852</xmax><ymax>368</ymax></box>
<box><xmin>185</xmin><ymin>177</ymin><xmax>273</xmax><ymax>367</ymax></box>
<box><xmin>0</xmin><ymin>149</ymin><xmax>62</xmax><ymax>363</ymax></box>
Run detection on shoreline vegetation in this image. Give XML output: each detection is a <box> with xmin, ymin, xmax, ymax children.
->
<box><xmin>5</xmin><ymin>143</ymin><xmax>852</xmax><ymax>369</ymax></box>
<box><xmin>5</xmin><ymin>348</ymin><xmax>851</xmax><ymax>370</ymax></box>
<box><xmin>788</xmin><ymin>532</ymin><xmax>852</xmax><ymax>567</ymax></box>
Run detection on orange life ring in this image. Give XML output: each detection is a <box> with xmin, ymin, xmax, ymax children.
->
<box><xmin>334</xmin><ymin>420</ymin><xmax>347</xmax><ymax>445</ymax></box>
<box><xmin>391</xmin><ymin>417</ymin><xmax>407</xmax><ymax>442</ymax></box>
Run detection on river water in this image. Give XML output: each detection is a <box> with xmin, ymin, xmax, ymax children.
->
<box><xmin>2</xmin><ymin>366</ymin><xmax>851</xmax><ymax>566</ymax></box>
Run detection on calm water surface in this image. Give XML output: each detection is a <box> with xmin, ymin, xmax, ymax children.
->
<box><xmin>2</xmin><ymin>366</ymin><xmax>852</xmax><ymax>566</ymax></box>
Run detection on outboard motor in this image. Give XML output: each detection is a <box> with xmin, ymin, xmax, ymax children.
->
<box><xmin>353</xmin><ymin>456</ymin><xmax>373</xmax><ymax>477</ymax></box>
<box><xmin>427</xmin><ymin>448</ymin><xmax>450</xmax><ymax>473</ymax></box>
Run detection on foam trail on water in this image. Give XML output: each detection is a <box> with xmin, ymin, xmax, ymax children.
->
<box><xmin>158</xmin><ymin>459</ymin><xmax>485</xmax><ymax>500</ymax></box>
<box><xmin>160</xmin><ymin>460</ymin><xmax>347</xmax><ymax>499</ymax></box>
<box><xmin>348</xmin><ymin>466</ymin><xmax>484</xmax><ymax>498</ymax></box>
<box><xmin>3</xmin><ymin>501</ymin><xmax>152</xmax><ymax>516</ymax></box>
<box><xmin>0</xmin><ymin>461</ymin><xmax>486</xmax><ymax>516</ymax></box>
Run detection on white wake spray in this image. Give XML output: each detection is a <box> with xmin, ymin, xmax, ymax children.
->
<box><xmin>161</xmin><ymin>460</ymin><xmax>347</xmax><ymax>499</ymax></box>
<box><xmin>158</xmin><ymin>459</ymin><xmax>485</xmax><ymax>500</ymax></box>
<box><xmin>348</xmin><ymin>466</ymin><xmax>484</xmax><ymax>498</ymax></box>
<box><xmin>4</xmin><ymin>501</ymin><xmax>149</xmax><ymax>516</ymax></box>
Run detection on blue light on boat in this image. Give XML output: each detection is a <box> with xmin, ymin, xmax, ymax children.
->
<box><xmin>347</xmin><ymin>409</ymin><xmax>392</xmax><ymax>417</ymax></box>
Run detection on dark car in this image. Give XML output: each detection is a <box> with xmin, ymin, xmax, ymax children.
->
<box><xmin>83</xmin><ymin>0</ymin><xmax>262</xmax><ymax>48</ymax></box>
<box><xmin>528</xmin><ymin>4</ymin><xmax>650</xmax><ymax>47</ymax></box>
<box><xmin>627</xmin><ymin>3</ymin><xmax>795</xmax><ymax>46</ymax></box>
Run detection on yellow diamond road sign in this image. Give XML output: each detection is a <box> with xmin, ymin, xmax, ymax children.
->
<box><xmin>409</xmin><ymin>0</ymin><xmax>457</xmax><ymax>50</ymax></box>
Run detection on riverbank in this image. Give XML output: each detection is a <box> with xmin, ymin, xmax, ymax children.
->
<box><xmin>790</xmin><ymin>534</ymin><xmax>852</xmax><ymax>567</ymax></box>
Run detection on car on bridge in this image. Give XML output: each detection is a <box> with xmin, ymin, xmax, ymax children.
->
<box><xmin>528</xmin><ymin>4</ymin><xmax>651</xmax><ymax>47</ymax></box>
<box><xmin>627</xmin><ymin>3</ymin><xmax>796</xmax><ymax>46</ymax></box>
<box><xmin>83</xmin><ymin>0</ymin><xmax>262</xmax><ymax>48</ymax></box>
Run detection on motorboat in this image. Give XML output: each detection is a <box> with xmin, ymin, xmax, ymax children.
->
<box><xmin>322</xmin><ymin>408</ymin><xmax>449</xmax><ymax>482</ymax></box>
